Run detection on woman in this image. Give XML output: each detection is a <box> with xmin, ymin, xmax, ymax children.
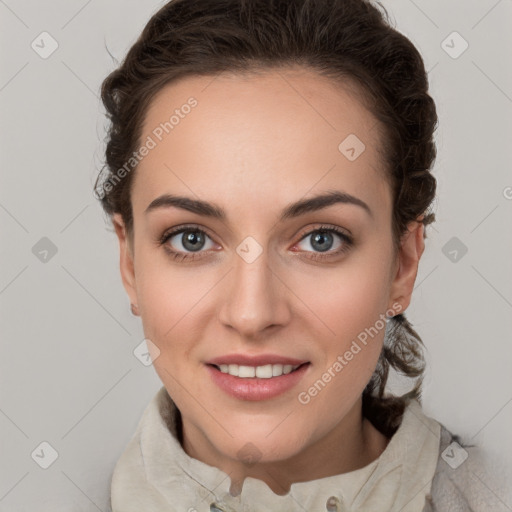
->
<box><xmin>95</xmin><ymin>0</ymin><xmax>499</xmax><ymax>510</ymax></box>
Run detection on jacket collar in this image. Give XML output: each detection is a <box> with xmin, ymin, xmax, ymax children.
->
<box><xmin>112</xmin><ymin>386</ymin><xmax>441</xmax><ymax>511</ymax></box>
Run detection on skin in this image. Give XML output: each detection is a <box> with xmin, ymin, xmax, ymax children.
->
<box><xmin>112</xmin><ymin>67</ymin><xmax>425</xmax><ymax>496</ymax></box>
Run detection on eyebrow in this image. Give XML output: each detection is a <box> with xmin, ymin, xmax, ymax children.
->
<box><xmin>144</xmin><ymin>190</ymin><xmax>373</xmax><ymax>221</ymax></box>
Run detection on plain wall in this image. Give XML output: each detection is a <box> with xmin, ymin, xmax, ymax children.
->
<box><xmin>1</xmin><ymin>0</ymin><xmax>511</xmax><ymax>510</ymax></box>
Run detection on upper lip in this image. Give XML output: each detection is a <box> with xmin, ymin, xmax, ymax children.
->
<box><xmin>206</xmin><ymin>354</ymin><xmax>309</xmax><ymax>366</ymax></box>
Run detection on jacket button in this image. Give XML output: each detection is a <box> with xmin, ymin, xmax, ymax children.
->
<box><xmin>326</xmin><ymin>496</ymin><xmax>342</xmax><ymax>511</ymax></box>
<box><xmin>210</xmin><ymin>504</ymin><xmax>224</xmax><ymax>512</ymax></box>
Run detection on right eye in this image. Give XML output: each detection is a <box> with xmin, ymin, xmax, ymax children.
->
<box><xmin>159</xmin><ymin>225</ymin><xmax>217</xmax><ymax>261</ymax></box>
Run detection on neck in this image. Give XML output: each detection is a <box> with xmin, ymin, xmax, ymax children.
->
<box><xmin>181</xmin><ymin>396</ymin><xmax>390</xmax><ymax>496</ymax></box>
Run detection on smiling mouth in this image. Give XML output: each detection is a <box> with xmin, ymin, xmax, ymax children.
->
<box><xmin>208</xmin><ymin>362</ymin><xmax>310</xmax><ymax>379</ymax></box>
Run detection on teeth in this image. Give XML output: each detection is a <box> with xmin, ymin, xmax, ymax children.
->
<box><xmin>217</xmin><ymin>363</ymin><xmax>302</xmax><ymax>378</ymax></box>
<box><xmin>256</xmin><ymin>364</ymin><xmax>272</xmax><ymax>378</ymax></box>
<box><xmin>272</xmin><ymin>364</ymin><xmax>283</xmax><ymax>376</ymax></box>
<box><xmin>239</xmin><ymin>365</ymin><xmax>255</xmax><ymax>378</ymax></box>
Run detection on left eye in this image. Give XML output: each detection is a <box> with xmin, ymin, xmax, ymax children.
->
<box><xmin>295</xmin><ymin>228</ymin><xmax>348</xmax><ymax>254</ymax></box>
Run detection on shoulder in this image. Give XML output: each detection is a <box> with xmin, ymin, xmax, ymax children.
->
<box><xmin>424</xmin><ymin>423</ymin><xmax>510</xmax><ymax>512</ymax></box>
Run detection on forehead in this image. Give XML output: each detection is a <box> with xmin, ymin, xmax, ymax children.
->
<box><xmin>132</xmin><ymin>67</ymin><xmax>390</xmax><ymax>221</ymax></box>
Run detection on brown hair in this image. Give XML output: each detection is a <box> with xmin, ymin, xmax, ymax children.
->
<box><xmin>96</xmin><ymin>0</ymin><xmax>438</xmax><ymax>436</ymax></box>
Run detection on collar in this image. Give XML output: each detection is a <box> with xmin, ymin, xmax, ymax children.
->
<box><xmin>111</xmin><ymin>386</ymin><xmax>441</xmax><ymax>512</ymax></box>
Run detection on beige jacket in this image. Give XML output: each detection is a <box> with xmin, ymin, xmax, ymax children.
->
<box><xmin>110</xmin><ymin>386</ymin><xmax>505</xmax><ymax>511</ymax></box>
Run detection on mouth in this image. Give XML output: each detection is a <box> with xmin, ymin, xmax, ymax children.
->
<box><xmin>205</xmin><ymin>362</ymin><xmax>311</xmax><ymax>401</ymax></box>
<box><xmin>207</xmin><ymin>362</ymin><xmax>309</xmax><ymax>378</ymax></box>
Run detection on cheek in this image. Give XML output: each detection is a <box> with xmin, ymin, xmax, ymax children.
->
<box><xmin>290</xmin><ymin>256</ymin><xmax>392</xmax><ymax>341</ymax></box>
<box><xmin>295</xmin><ymin>273</ymin><xmax>389</xmax><ymax>428</ymax></box>
<box><xmin>134</xmin><ymin>251</ymin><xmax>218</xmax><ymax>368</ymax></box>
<box><xmin>134</xmin><ymin>252</ymin><xmax>179</xmax><ymax>337</ymax></box>
<box><xmin>289</xmin><ymin>255</ymin><xmax>392</xmax><ymax>402</ymax></box>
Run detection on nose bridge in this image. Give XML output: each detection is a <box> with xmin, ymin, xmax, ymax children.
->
<box><xmin>219</xmin><ymin>240</ymin><xmax>288</xmax><ymax>336</ymax></box>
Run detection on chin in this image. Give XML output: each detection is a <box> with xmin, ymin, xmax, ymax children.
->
<box><xmin>209</xmin><ymin>421</ymin><xmax>311</xmax><ymax>465</ymax></box>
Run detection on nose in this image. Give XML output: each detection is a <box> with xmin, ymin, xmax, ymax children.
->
<box><xmin>218</xmin><ymin>245</ymin><xmax>291</xmax><ymax>339</ymax></box>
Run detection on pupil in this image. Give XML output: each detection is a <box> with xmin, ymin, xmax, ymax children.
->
<box><xmin>312</xmin><ymin>232</ymin><xmax>332</xmax><ymax>252</ymax></box>
<box><xmin>183</xmin><ymin>231</ymin><xmax>204</xmax><ymax>251</ymax></box>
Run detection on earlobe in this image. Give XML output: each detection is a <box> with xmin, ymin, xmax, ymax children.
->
<box><xmin>112</xmin><ymin>213</ymin><xmax>138</xmax><ymax>308</ymax></box>
<box><xmin>388</xmin><ymin>217</ymin><xmax>425</xmax><ymax>314</ymax></box>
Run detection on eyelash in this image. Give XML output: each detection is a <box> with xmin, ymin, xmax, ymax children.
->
<box><xmin>158</xmin><ymin>224</ymin><xmax>354</xmax><ymax>263</ymax></box>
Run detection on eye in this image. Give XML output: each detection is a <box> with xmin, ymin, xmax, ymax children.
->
<box><xmin>293</xmin><ymin>225</ymin><xmax>353</xmax><ymax>261</ymax></box>
<box><xmin>159</xmin><ymin>225</ymin><xmax>216</xmax><ymax>262</ymax></box>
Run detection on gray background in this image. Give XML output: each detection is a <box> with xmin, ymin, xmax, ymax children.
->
<box><xmin>1</xmin><ymin>0</ymin><xmax>511</xmax><ymax>510</ymax></box>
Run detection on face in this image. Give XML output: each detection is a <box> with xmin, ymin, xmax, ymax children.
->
<box><xmin>113</xmin><ymin>67</ymin><xmax>423</xmax><ymax>466</ymax></box>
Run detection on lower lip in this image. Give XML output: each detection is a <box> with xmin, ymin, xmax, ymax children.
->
<box><xmin>205</xmin><ymin>363</ymin><xmax>310</xmax><ymax>401</ymax></box>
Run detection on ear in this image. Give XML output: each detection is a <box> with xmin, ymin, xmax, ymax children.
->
<box><xmin>112</xmin><ymin>213</ymin><xmax>138</xmax><ymax>311</ymax></box>
<box><xmin>388</xmin><ymin>217</ymin><xmax>425</xmax><ymax>314</ymax></box>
